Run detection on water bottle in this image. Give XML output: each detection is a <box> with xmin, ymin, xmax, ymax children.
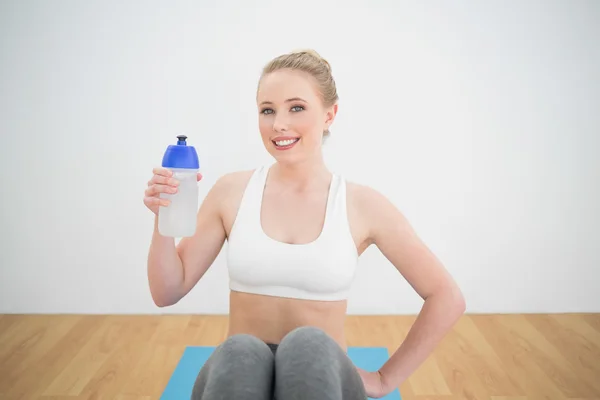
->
<box><xmin>158</xmin><ymin>134</ymin><xmax>200</xmax><ymax>237</ymax></box>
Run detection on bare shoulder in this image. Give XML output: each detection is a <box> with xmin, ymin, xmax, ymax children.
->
<box><xmin>211</xmin><ymin>169</ymin><xmax>256</xmax><ymax>196</ymax></box>
<box><xmin>346</xmin><ymin>181</ymin><xmax>390</xmax><ymax>210</ymax></box>
<box><xmin>344</xmin><ymin>181</ymin><xmax>403</xmax><ymax>254</ymax></box>
<box><xmin>209</xmin><ymin>169</ymin><xmax>257</xmax><ymax>236</ymax></box>
<box><xmin>345</xmin><ymin>181</ymin><xmax>407</xmax><ymax>243</ymax></box>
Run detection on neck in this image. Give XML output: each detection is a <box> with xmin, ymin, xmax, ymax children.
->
<box><xmin>271</xmin><ymin>156</ymin><xmax>330</xmax><ymax>189</ymax></box>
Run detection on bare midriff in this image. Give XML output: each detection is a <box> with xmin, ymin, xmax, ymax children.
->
<box><xmin>227</xmin><ymin>290</ymin><xmax>349</xmax><ymax>351</ymax></box>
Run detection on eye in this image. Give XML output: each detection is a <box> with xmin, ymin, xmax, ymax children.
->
<box><xmin>261</xmin><ymin>108</ymin><xmax>274</xmax><ymax>115</ymax></box>
<box><xmin>291</xmin><ymin>106</ymin><xmax>304</xmax><ymax>112</ymax></box>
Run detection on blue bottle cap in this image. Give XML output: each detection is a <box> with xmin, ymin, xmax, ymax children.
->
<box><xmin>161</xmin><ymin>135</ymin><xmax>200</xmax><ymax>169</ymax></box>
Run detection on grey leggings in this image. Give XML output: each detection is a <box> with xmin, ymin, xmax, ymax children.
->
<box><xmin>191</xmin><ymin>326</ymin><xmax>367</xmax><ymax>399</ymax></box>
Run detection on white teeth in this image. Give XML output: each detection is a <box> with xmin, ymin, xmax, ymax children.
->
<box><xmin>275</xmin><ymin>138</ymin><xmax>298</xmax><ymax>146</ymax></box>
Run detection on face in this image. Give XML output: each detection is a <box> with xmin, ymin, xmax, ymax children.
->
<box><xmin>256</xmin><ymin>69</ymin><xmax>337</xmax><ymax>164</ymax></box>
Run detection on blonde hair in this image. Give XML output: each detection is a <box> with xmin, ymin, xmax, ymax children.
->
<box><xmin>259</xmin><ymin>49</ymin><xmax>339</xmax><ymax>138</ymax></box>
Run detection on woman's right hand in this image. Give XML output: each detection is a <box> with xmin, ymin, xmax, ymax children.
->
<box><xmin>144</xmin><ymin>167</ymin><xmax>203</xmax><ymax>215</ymax></box>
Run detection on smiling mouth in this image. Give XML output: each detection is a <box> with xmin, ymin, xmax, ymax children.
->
<box><xmin>272</xmin><ymin>138</ymin><xmax>300</xmax><ymax>148</ymax></box>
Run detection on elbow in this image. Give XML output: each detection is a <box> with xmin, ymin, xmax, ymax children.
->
<box><xmin>455</xmin><ymin>292</ymin><xmax>467</xmax><ymax>315</ymax></box>
<box><xmin>430</xmin><ymin>284</ymin><xmax>466</xmax><ymax>316</ymax></box>
<box><xmin>153</xmin><ymin>297</ymin><xmax>174</xmax><ymax>308</ymax></box>
<box><xmin>448</xmin><ymin>285</ymin><xmax>467</xmax><ymax>316</ymax></box>
<box><xmin>147</xmin><ymin>271</ymin><xmax>184</xmax><ymax>308</ymax></box>
<box><xmin>150</xmin><ymin>291</ymin><xmax>169</xmax><ymax>307</ymax></box>
<box><xmin>150</xmin><ymin>288</ymin><xmax>181</xmax><ymax>308</ymax></box>
<box><xmin>152</xmin><ymin>295</ymin><xmax>179</xmax><ymax>308</ymax></box>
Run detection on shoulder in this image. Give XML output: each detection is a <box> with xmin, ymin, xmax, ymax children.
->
<box><xmin>345</xmin><ymin>181</ymin><xmax>394</xmax><ymax>215</ymax></box>
<box><xmin>208</xmin><ymin>168</ymin><xmax>259</xmax><ymax>232</ymax></box>
<box><xmin>200</xmin><ymin>169</ymin><xmax>256</xmax><ymax>210</ymax></box>
<box><xmin>212</xmin><ymin>169</ymin><xmax>256</xmax><ymax>194</ymax></box>
<box><xmin>345</xmin><ymin>180</ymin><xmax>409</xmax><ymax>243</ymax></box>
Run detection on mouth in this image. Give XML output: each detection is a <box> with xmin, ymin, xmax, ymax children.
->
<box><xmin>272</xmin><ymin>137</ymin><xmax>300</xmax><ymax>150</ymax></box>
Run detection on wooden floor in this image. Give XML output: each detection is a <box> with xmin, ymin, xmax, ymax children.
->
<box><xmin>0</xmin><ymin>314</ymin><xmax>599</xmax><ymax>400</ymax></box>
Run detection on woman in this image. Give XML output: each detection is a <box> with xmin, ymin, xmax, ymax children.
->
<box><xmin>144</xmin><ymin>50</ymin><xmax>466</xmax><ymax>399</ymax></box>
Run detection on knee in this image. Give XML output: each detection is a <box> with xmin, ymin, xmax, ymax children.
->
<box><xmin>192</xmin><ymin>334</ymin><xmax>274</xmax><ymax>399</ymax></box>
<box><xmin>217</xmin><ymin>333</ymin><xmax>273</xmax><ymax>362</ymax></box>
<box><xmin>282</xmin><ymin>326</ymin><xmax>334</xmax><ymax>344</ymax></box>
<box><xmin>222</xmin><ymin>333</ymin><xmax>266</xmax><ymax>348</ymax></box>
<box><xmin>274</xmin><ymin>327</ymin><xmax>349</xmax><ymax>398</ymax></box>
<box><xmin>278</xmin><ymin>326</ymin><xmax>338</xmax><ymax>356</ymax></box>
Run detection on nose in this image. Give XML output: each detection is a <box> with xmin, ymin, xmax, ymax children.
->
<box><xmin>272</xmin><ymin>114</ymin><xmax>289</xmax><ymax>133</ymax></box>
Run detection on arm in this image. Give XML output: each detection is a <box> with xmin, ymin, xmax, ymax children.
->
<box><xmin>147</xmin><ymin>175</ymin><xmax>229</xmax><ymax>307</ymax></box>
<box><xmin>358</xmin><ymin>186</ymin><xmax>466</xmax><ymax>392</ymax></box>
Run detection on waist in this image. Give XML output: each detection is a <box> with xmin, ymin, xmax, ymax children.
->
<box><xmin>227</xmin><ymin>290</ymin><xmax>348</xmax><ymax>350</ymax></box>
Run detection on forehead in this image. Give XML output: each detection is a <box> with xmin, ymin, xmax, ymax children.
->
<box><xmin>257</xmin><ymin>69</ymin><xmax>321</xmax><ymax>103</ymax></box>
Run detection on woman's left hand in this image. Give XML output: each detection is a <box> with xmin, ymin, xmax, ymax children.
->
<box><xmin>356</xmin><ymin>367</ymin><xmax>389</xmax><ymax>398</ymax></box>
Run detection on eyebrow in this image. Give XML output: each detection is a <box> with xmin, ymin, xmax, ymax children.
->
<box><xmin>259</xmin><ymin>97</ymin><xmax>307</xmax><ymax>106</ymax></box>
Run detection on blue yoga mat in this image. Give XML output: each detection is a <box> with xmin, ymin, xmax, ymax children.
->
<box><xmin>161</xmin><ymin>346</ymin><xmax>401</xmax><ymax>399</ymax></box>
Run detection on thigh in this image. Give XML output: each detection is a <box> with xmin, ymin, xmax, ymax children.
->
<box><xmin>274</xmin><ymin>326</ymin><xmax>367</xmax><ymax>400</ymax></box>
<box><xmin>192</xmin><ymin>334</ymin><xmax>275</xmax><ymax>400</ymax></box>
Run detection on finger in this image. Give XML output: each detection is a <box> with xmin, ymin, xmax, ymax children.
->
<box><xmin>144</xmin><ymin>196</ymin><xmax>170</xmax><ymax>207</ymax></box>
<box><xmin>146</xmin><ymin>184</ymin><xmax>177</xmax><ymax>196</ymax></box>
<box><xmin>145</xmin><ymin>184</ymin><xmax>177</xmax><ymax>197</ymax></box>
<box><xmin>152</xmin><ymin>167</ymin><xmax>173</xmax><ymax>177</ymax></box>
<box><xmin>150</xmin><ymin>174</ymin><xmax>179</xmax><ymax>187</ymax></box>
<box><xmin>197</xmin><ymin>172</ymin><xmax>203</xmax><ymax>181</ymax></box>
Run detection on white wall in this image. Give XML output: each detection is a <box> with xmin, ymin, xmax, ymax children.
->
<box><xmin>1</xmin><ymin>0</ymin><xmax>598</xmax><ymax>315</ymax></box>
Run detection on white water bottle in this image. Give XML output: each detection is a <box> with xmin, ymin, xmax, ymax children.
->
<box><xmin>158</xmin><ymin>134</ymin><xmax>200</xmax><ymax>237</ymax></box>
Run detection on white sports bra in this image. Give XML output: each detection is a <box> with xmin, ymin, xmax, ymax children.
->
<box><xmin>226</xmin><ymin>165</ymin><xmax>359</xmax><ymax>301</ymax></box>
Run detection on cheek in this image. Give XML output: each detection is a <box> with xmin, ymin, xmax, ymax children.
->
<box><xmin>258</xmin><ymin>117</ymin><xmax>272</xmax><ymax>134</ymax></box>
<box><xmin>294</xmin><ymin>112</ymin><xmax>320</xmax><ymax>135</ymax></box>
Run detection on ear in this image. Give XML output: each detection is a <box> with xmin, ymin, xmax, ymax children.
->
<box><xmin>324</xmin><ymin>103</ymin><xmax>338</xmax><ymax>131</ymax></box>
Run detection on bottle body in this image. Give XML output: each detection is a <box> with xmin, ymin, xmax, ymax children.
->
<box><xmin>158</xmin><ymin>167</ymin><xmax>198</xmax><ymax>237</ymax></box>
